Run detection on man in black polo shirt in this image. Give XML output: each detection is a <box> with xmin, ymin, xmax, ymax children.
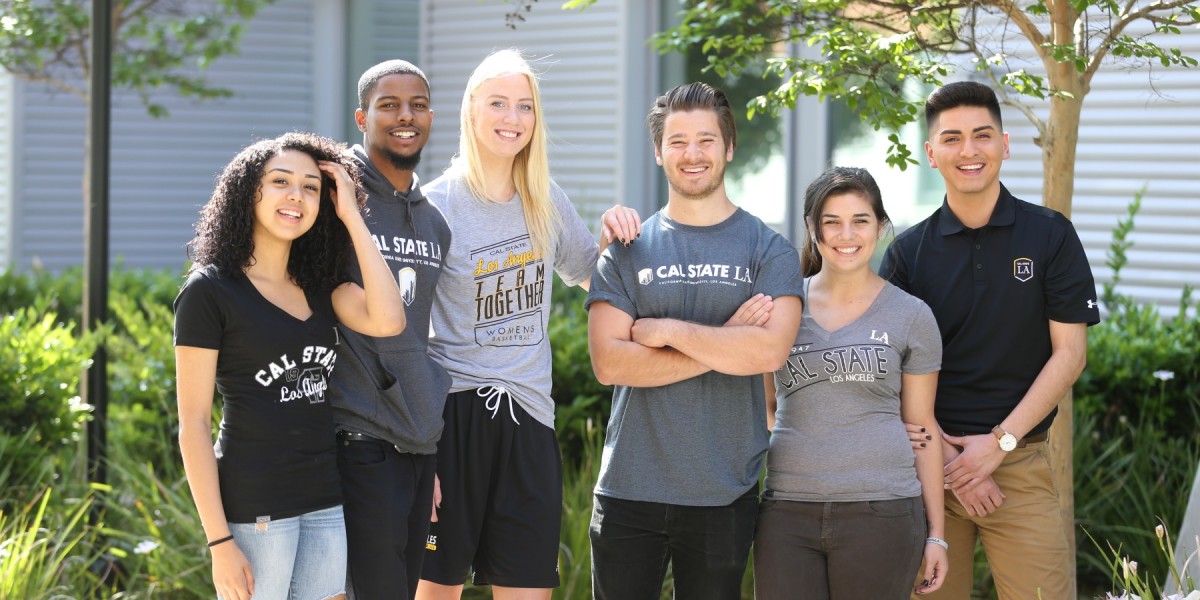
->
<box><xmin>880</xmin><ymin>81</ymin><xmax>1100</xmax><ymax>599</ymax></box>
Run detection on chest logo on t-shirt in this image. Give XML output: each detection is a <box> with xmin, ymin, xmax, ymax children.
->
<box><xmin>1013</xmin><ymin>257</ymin><xmax>1034</xmax><ymax>282</ymax></box>
<box><xmin>373</xmin><ymin>234</ymin><xmax>444</xmax><ymax>269</ymax></box>
<box><xmin>641</xmin><ymin>263</ymin><xmax>753</xmax><ymax>286</ymax></box>
<box><xmin>253</xmin><ymin>345</ymin><xmax>338</xmax><ymax>404</ymax></box>
<box><xmin>776</xmin><ymin>343</ymin><xmax>891</xmax><ymax>394</ymax></box>
<box><xmin>471</xmin><ymin>235</ymin><xmax>547</xmax><ymax>347</ymax></box>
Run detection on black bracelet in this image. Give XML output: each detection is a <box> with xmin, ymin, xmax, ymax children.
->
<box><xmin>207</xmin><ymin>534</ymin><xmax>235</xmax><ymax>548</ymax></box>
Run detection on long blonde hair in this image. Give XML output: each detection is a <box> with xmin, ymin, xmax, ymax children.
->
<box><xmin>449</xmin><ymin>48</ymin><xmax>560</xmax><ymax>256</ymax></box>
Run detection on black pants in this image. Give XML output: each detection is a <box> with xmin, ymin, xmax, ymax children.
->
<box><xmin>337</xmin><ymin>437</ymin><xmax>436</xmax><ymax>600</ymax></box>
<box><xmin>589</xmin><ymin>487</ymin><xmax>759</xmax><ymax>600</ymax></box>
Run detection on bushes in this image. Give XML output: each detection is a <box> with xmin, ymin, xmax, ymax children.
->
<box><xmin>0</xmin><ymin>299</ymin><xmax>102</xmax><ymax>459</ymax></box>
<box><xmin>1073</xmin><ymin>192</ymin><xmax>1200</xmax><ymax>592</ymax></box>
<box><xmin>0</xmin><ymin>265</ymin><xmax>188</xmax><ymax>481</ymax></box>
<box><xmin>549</xmin><ymin>278</ymin><xmax>613</xmax><ymax>467</ymax></box>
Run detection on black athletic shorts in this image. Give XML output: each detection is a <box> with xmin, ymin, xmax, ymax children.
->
<box><xmin>420</xmin><ymin>387</ymin><xmax>562</xmax><ymax>588</ymax></box>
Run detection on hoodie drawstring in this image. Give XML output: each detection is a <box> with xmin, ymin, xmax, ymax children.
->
<box><xmin>398</xmin><ymin>190</ymin><xmax>418</xmax><ymax>236</ymax></box>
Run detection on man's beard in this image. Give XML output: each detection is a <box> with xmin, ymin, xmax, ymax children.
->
<box><xmin>666</xmin><ymin>161</ymin><xmax>725</xmax><ymax>201</ymax></box>
<box><xmin>385</xmin><ymin>147</ymin><xmax>422</xmax><ymax>171</ymax></box>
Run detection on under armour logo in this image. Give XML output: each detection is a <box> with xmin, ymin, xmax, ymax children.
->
<box><xmin>1087</xmin><ymin>299</ymin><xmax>1098</xmax><ymax>309</ymax></box>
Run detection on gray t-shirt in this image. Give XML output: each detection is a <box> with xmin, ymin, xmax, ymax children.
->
<box><xmin>585</xmin><ymin>208</ymin><xmax>804</xmax><ymax>506</ymax></box>
<box><xmin>425</xmin><ymin>174</ymin><xmax>598</xmax><ymax>429</ymax></box>
<box><xmin>766</xmin><ymin>280</ymin><xmax>941</xmax><ymax>502</ymax></box>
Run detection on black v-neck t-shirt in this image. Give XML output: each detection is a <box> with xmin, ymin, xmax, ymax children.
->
<box><xmin>174</xmin><ymin>265</ymin><xmax>342</xmax><ymax>522</ymax></box>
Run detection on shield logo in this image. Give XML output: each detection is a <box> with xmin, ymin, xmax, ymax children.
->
<box><xmin>398</xmin><ymin>267</ymin><xmax>417</xmax><ymax>306</ymax></box>
<box><xmin>1013</xmin><ymin>258</ymin><xmax>1034</xmax><ymax>282</ymax></box>
<box><xmin>638</xmin><ymin>268</ymin><xmax>654</xmax><ymax>285</ymax></box>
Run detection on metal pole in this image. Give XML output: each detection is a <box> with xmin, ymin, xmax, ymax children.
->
<box><xmin>85</xmin><ymin>0</ymin><xmax>112</xmax><ymax>494</ymax></box>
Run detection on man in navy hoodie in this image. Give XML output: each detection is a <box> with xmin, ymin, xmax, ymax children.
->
<box><xmin>328</xmin><ymin>59</ymin><xmax>452</xmax><ymax>600</ymax></box>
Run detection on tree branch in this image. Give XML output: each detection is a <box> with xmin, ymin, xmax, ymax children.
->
<box><xmin>1086</xmin><ymin>0</ymin><xmax>1197</xmax><ymax>85</ymax></box>
<box><xmin>994</xmin><ymin>0</ymin><xmax>1049</xmax><ymax>55</ymax></box>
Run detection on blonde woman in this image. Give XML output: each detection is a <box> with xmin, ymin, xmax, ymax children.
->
<box><xmin>416</xmin><ymin>49</ymin><xmax>635</xmax><ymax>600</ymax></box>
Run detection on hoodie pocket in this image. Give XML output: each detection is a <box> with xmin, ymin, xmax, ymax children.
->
<box><xmin>373</xmin><ymin>349</ymin><xmax>452</xmax><ymax>449</ymax></box>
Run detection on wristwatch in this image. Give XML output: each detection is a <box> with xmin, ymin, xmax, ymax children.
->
<box><xmin>992</xmin><ymin>425</ymin><xmax>1018</xmax><ymax>452</ymax></box>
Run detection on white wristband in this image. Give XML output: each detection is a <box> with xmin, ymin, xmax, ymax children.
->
<box><xmin>926</xmin><ymin>536</ymin><xmax>949</xmax><ymax>550</ymax></box>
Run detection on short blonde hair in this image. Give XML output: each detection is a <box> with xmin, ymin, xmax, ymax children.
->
<box><xmin>448</xmin><ymin>48</ymin><xmax>560</xmax><ymax>256</ymax></box>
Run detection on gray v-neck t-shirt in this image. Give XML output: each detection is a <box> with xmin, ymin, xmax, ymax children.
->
<box><xmin>767</xmin><ymin>280</ymin><xmax>941</xmax><ymax>502</ymax></box>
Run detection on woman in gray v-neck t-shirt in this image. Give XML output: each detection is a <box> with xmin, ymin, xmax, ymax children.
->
<box><xmin>755</xmin><ymin>167</ymin><xmax>948</xmax><ymax>599</ymax></box>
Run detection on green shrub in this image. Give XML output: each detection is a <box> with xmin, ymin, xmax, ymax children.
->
<box><xmin>1073</xmin><ymin>191</ymin><xmax>1200</xmax><ymax>591</ymax></box>
<box><xmin>550</xmin><ymin>277</ymin><xmax>613</xmax><ymax>467</ymax></box>
<box><xmin>0</xmin><ymin>487</ymin><xmax>107</xmax><ymax>599</ymax></box>
<box><xmin>96</xmin><ymin>462</ymin><xmax>214</xmax><ymax>598</ymax></box>
<box><xmin>0</xmin><ymin>298</ymin><xmax>104</xmax><ymax>449</ymax></box>
<box><xmin>106</xmin><ymin>290</ymin><xmax>184</xmax><ymax>480</ymax></box>
<box><xmin>556</xmin><ymin>418</ymin><xmax>603</xmax><ymax>600</ymax></box>
<box><xmin>0</xmin><ymin>263</ymin><xmax>183</xmax><ymax>333</ymax></box>
<box><xmin>0</xmin><ymin>267</ymin><xmax>82</xmax><ymax>322</ymax></box>
<box><xmin>0</xmin><ymin>430</ymin><xmax>63</xmax><ymax>512</ymax></box>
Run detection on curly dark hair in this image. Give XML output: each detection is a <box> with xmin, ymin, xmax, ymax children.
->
<box><xmin>187</xmin><ymin>131</ymin><xmax>366</xmax><ymax>294</ymax></box>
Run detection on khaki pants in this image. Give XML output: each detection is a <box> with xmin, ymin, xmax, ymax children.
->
<box><xmin>913</xmin><ymin>441</ymin><xmax>1072</xmax><ymax>600</ymax></box>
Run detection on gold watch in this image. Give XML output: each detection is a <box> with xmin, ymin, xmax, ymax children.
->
<box><xmin>992</xmin><ymin>425</ymin><xmax>1018</xmax><ymax>452</ymax></box>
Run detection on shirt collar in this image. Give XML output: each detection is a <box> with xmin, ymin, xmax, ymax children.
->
<box><xmin>936</xmin><ymin>183</ymin><xmax>1017</xmax><ymax>236</ymax></box>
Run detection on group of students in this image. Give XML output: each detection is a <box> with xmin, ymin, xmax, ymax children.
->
<box><xmin>174</xmin><ymin>46</ymin><xmax>1100</xmax><ymax>600</ymax></box>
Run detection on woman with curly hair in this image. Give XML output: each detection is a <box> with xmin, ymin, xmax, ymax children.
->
<box><xmin>174</xmin><ymin>131</ymin><xmax>406</xmax><ymax>600</ymax></box>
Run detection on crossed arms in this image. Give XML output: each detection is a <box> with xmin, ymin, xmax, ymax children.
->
<box><xmin>588</xmin><ymin>294</ymin><xmax>802</xmax><ymax>388</ymax></box>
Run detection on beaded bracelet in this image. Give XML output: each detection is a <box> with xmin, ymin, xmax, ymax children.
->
<box><xmin>926</xmin><ymin>536</ymin><xmax>949</xmax><ymax>550</ymax></box>
<box><xmin>207</xmin><ymin>534</ymin><xmax>235</xmax><ymax>548</ymax></box>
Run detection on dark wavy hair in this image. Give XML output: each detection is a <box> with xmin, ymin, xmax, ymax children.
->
<box><xmin>800</xmin><ymin>166</ymin><xmax>891</xmax><ymax>277</ymax></box>
<box><xmin>187</xmin><ymin>131</ymin><xmax>366</xmax><ymax>293</ymax></box>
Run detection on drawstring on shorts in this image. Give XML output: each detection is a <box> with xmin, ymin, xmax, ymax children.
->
<box><xmin>477</xmin><ymin>386</ymin><xmax>520</xmax><ymax>425</ymax></box>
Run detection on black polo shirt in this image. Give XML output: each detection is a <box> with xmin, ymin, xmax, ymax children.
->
<box><xmin>879</xmin><ymin>184</ymin><xmax>1100</xmax><ymax>436</ymax></box>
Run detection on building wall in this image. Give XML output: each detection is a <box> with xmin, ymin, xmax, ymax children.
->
<box><xmin>4</xmin><ymin>0</ymin><xmax>421</xmax><ymax>273</ymax></box>
<box><xmin>0</xmin><ymin>72</ymin><xmax>12</xmax><ymax>269</ymax></box>
<box><xmin>11</xmin><ymin>0</ymin><xmax>324</xmax><ymax>272</ymax></box>
<box><xmin>342</xmin><ymin>0</ymin><xmax>422</xmax><ymax>139</ymax></box>
<box><xmin>997</xmin><ymin>23</ymin><xmax>1200</xmax><ymax>317</ymax></box>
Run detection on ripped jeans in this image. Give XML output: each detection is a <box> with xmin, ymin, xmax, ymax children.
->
<box><xmin>224</xmin><ymin>504</ymin><xmax>346</xmax><ymax>600</ymax></box>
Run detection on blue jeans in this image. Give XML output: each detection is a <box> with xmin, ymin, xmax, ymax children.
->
<box><xmin>589</xmin><ymin>488</ymin><xmax>758</xmax><ymax>600</ymax></box>
<box><xmin>225</xmin><ymin>505</ymin><xmax>347</xmax><ymax>600</ymax></box>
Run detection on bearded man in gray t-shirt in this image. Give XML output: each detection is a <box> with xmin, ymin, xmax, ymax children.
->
<box><xmin>585</xmin><ymin>82</ymin><xmax>804</xmax><ymax>600</ymax></box>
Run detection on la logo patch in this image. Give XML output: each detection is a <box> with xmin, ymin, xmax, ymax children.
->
<box><xmin>638</xmin><ymin>268</ymin><xmax>654</xmax><ymax>285</ymax></box>
<box><xmin>1013</xmin><ymin>257</ymin><xmax>1034</xmax><ymax>282</ymax></box>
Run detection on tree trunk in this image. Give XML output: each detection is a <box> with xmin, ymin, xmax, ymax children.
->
<box><xmin>1042</xmin><ymin>61</ymin><xmax>1085</xmax><ymax>598</ymax></box>
<box><xmin>1041</xmin><ymin>79</ymin><xmax>1084</xmax><ymax>218</ymax></box>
